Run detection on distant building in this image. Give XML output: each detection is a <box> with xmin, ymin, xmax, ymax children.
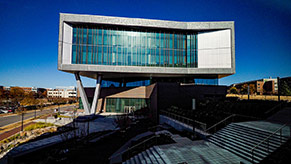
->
<box><xmin>231</xmin><ymin>78</ymin><xmax>278</xmax><ymax>95</ymax></box>
<box><xmin>31</xmin><ymin>87</ymin><xmax>37</xmax><ymax>93</ymax></box>
<box><xmin>4</xmin><ymin>87</ymin><xmax>10</xmax><ymax>91</ymax></box>
<box><xmin>47</xmin><ymin>86</ymin><xmax>77</xmax><ymax>98</ymax></box>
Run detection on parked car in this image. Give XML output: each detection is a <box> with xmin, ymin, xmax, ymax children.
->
<box><xmin>0</xmin><ymin>106</ymin><xmax>16</xmax><ymax>113</ymax></box>
<box><xmin>0</xmin><ymin>109</ymin><xmax>9</xmax><ymax>113</ymax></box>
<box><xmin>8</xmin><ymin>109</ymin><xmax>14</xmax><ymax>113</ymax></box>
<box><xmin>8</xmin><ymin>106</ymin><xmax>17</xmax><ymax>113</ymax></box>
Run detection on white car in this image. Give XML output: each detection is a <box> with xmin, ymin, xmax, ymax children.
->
<box><xmin>0</xmin><ymin>109</ymin><xmax>9</xmax><ymax>113</ymax></box>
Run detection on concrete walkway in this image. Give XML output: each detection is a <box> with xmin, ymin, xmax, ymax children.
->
<box><xmin>0</xmin><ymin>116</ymin><xmax>118</xmax><ymax>162</ymax></box>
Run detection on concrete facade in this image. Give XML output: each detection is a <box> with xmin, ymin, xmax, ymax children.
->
<box><xmin>58</xmin><ymin>13</ymin><xmax>235</xmax><ymax>80</ymax></box>
<box><xmin>47</xmin><ymin>86</ymin><xmax>77</xmax><ymax>98</ymax></box>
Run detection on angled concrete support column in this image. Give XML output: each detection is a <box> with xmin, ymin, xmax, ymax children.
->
<box><xmin>90</xmin><ymin>75</ymin><xmax>102</xmax><ymax>115</ymax></box>
<box><xmin>75</xmin><ymin>72</ymin><xmax>90</xmax><ymax>115</ymax></box>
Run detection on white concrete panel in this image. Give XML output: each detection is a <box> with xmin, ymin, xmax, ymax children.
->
<box><xmin>62</xmin><ymin>23</ymin><xmax>72</xmax><ymax>64</ymax></box>
<box><xmin>198</xmin><ymin>29</ymin><xmax>231</xmax><ymax>68</ymax></box>
<box><xmin>90</xmin><ymin>76</ymin><xmax>102</xmax><ymax>115</ymax></box>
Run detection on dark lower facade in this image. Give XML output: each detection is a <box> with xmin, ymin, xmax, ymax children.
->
<box><xmin>79</xmin><ymin>82</ymin><xmax>227</xmax><ymax>120</ymax></box>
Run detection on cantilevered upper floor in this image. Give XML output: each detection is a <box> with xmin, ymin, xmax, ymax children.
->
<box><xmin>58</xmin><ymin>13</ymin><xmax>235</xmax><ymax>80</ymax></box>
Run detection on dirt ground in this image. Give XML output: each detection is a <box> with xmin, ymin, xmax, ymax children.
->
<box><xmin>227</xmin><ymin>94</ymin><xmax>291</xmax><ymax>101</ymax></box>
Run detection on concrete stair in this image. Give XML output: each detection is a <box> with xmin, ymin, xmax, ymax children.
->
<box><xmin>122</xmin><ymin>146</ymin><xmax>167</xmax><ymax>164</ymax></box>
<box><xmin>122</xmin><ymin>121</ymin><xmax>290</xmax><ymax>164</ymax></box>
<box><xmin>208</xmin><ymin>122</ymin><xmax>289</xmax><ymax>163</ymax></box>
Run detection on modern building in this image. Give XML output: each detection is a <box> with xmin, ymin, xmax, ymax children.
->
<box><xmin>47</xmin><ymin>86</ymin><xmax>77</xmax><ymax>98</ymax></box>
<box><xmin>58</xmin><ymin>13</ymin><xmax>235</xmax><ymax>115</ymax></box>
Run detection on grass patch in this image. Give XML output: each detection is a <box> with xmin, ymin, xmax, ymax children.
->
<box><xmin>24</xmin><ymin>122</ymin><xmax>54</xmax><ymax>131</ymax></box>
<box><xmin>55</xmin><ymin>112</ymin><xmax>72</xmax><ymax>118</ymax></box>
<box><xmin>57</xmin><ymin>114</ymin><xmax>71</xmax><ymax>118</ymax></box>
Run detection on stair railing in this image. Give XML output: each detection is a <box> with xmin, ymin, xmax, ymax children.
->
<box><xmin>109</xmin><ymin>134</ymin><xmax>159</xmax><ymax>163</ymax></box>
<box><xmin>251</xmin><ymin>123</ymin><xmax>288</xmax><ymax>163</ymax></box>
<box><xmin>205</xmin><ymin>114</ymin><xmax>236</xmax><ymax>134</ymax></box>
<box><xmin>264</xmin><ymin>102</ymin><xmax>283</xmax><ymax>115</ymax></box>
<box><xmin>160</xmin><ymin>110</ymin><xmax>207</xmax><ymax>131</ymax></box>
<box><xmin>123</xmin><ymin>134</ymin><xmax>159</xmax><ymax>160</ymax></box>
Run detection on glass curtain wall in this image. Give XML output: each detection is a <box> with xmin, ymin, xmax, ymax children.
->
<box><xmin>194</xmin><ymin>78</ymin><xmax>218</xmax><ymax>85</ymax></box>
<box><xmin>101</xmin><ymin>80</ymin><xmax>150</xmax><ymax>87</ymax></box>
<box><xmin>72</xmin><ymin>26</ymin><xmax>197</xmax><ymax>67</ymax></box>
<box><xmin>106</xmin><ymin>98</ymin><xmax>148</xmax><ymax>113</ymax></box>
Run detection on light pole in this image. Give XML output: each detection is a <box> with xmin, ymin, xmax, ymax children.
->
<box><xmin>18</xmin><ymin>105</ymin><xmax>25</xmax><ymax>132</ymax></box>
<box><xmin>58</xmin><ymin>89</ymin><xmax>61</xmax><ymax>114</ymax></box>
<box><xmin>277</xmin><ymin>77</ymin><xmax>281</xmax><ymax>102</ymax></box>
<box><xmin>21</xmin><ymin>112</ymin><xmax>24</xmax><ymax>131</ymax></box>
<box><xmin>247</xmin><ymin>85</ymin><xmax>250</xmax><ymax>100</ymax></box>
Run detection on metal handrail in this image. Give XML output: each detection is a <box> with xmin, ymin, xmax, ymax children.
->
<box><xmin>160</xmin><ymin>110</ymin><xmax>207</xmax><ymax>130</ymax></box>
<box><xmin>125</xmin><ymin>135</ymin><xmax>158</xmax><ymax>153</ymax></box>
<box><xmin>222</xmin><ymin>112</ymin><xmax>260</xmax><ymax>120</ymax></box>
<box><xmin>251</xmin><ymin>123</ymin><xmax>287</xmax><ymax>163</ymax></box>
<box><xmin>161</xmin><ymin>110</ymin><xmax>206</xmax><ymax>125</ymax></box>
<box><xmin>109</xmin><ymin>134</ymin><xmax>158</xmax><ymax>160</ymax></box>
<box><xmin>264</xmin><ymin>102</ymin><xmax>283</xmax><ymax>115</ymax></box>
<box><xmin>205</xmin><ymin>114</ymin><xmax>236</xmax><ymax>133</ymax></box>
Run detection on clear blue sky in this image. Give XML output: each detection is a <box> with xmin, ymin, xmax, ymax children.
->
<box><xmin>0</xmin><ymin>0</ymin><xmax>290</xmax><ymax>88</ymax></box>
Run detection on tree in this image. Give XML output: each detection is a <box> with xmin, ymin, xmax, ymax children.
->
<box><xmin>10</xmin><ymin>87</ymin><xmax>25</xmax><ymax>105</ymax></box>
<box><xmin>0</xmin><ymin>89</ymin><xmax>10</xmax><ymax>102</ymax></box>
<box><xmin>0</xmin><ymin>88</ymin><xmax>4</xmax><ymax>99</ymax></box>
<box><xmin>42</xmin><ymin>90</ymin><xmax>47</xmax><ymax>98</ymax></box>
<box><xmin>281</xmin><ymin>81</ymin><xmax>291</xmax><ymax>96</ymax></box>
<box><xmin>249</xmin><ymin>84</ymin><xmax>256</xmax><ymax>95</ymax></box>
<box><xmin>20</xmin><ymin>97</ymin><xmax>36</xmax><ymax>107</ymax></box>
<box><xmin>0</xmin><ymin>88</ymin><xmax>5</xmax><ymax>105</ymax></box>
<box><xmin>229</xmin><ymin>86</ymin><xmax>238</xmax><ymax>94</ymax></box>
<box><xmin>240</xmin><ymin>84</ymin><xmax>256</xmax><ymax>95</ymax></box>
<box><xmin>20</xmin><ymin>93</ymin><xmax>40</xmax><ymax>118</ymax></box>
<box><xmin>240</xmin><ymin>84</ymin><xmax>248</xmax><ymax>94</ymax></box>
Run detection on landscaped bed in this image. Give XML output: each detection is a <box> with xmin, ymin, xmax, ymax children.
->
<box><xmin>0</xmin><ymin>122</ymin><xmax>57</xmax><ymax>158</ymax></box>
<box><xmin>24</xmin><ymin>122</ymin><xmax>55</xmax><ymax>131</ymax></box>
<box><xmin>10</xmin><ymin>118</ymin><xmax>156</xmax><ymax>164</ymax></box>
